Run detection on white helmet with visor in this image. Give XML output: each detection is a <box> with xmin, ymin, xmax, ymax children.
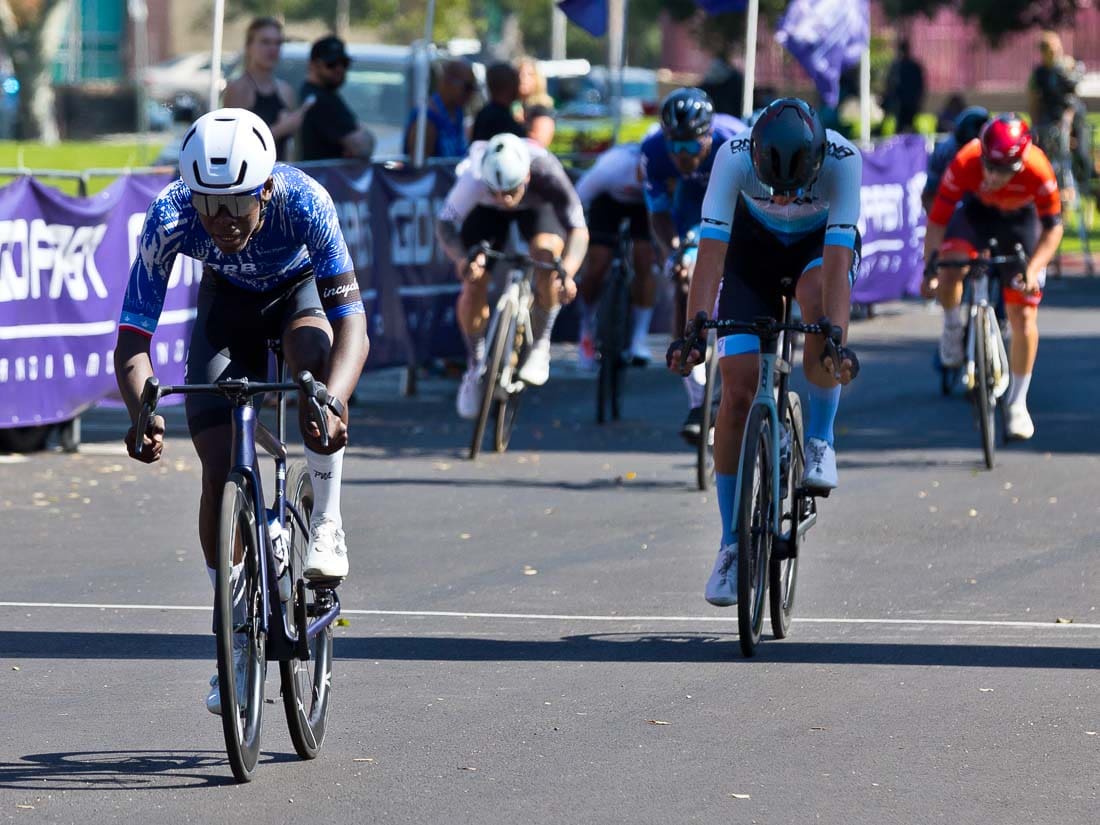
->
<box><xmin>180</xmin><ymin>108</ymin><xmax>277</xmax><ymax>217</ymax></box>
<box><xmin>480</xmin><ymin>133</ymin><xmax>531</xmax><ymax>194</ymax></box>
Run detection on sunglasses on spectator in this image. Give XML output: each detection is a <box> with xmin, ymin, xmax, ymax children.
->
<box><xmin>191</xmin><ymin>191</ymin><xmax>261</xmax><ymax>218</ymax></box>
<box><xmin>325</xmin><ymin>59</ymin><xmax>350</xmax><ymax>70</ymax></box>
<box><xmin>669</xmin><ymin>138</ymin><xmax>703</xmax><ymax>156</ymax></box>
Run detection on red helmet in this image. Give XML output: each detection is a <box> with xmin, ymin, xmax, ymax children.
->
<box><xmin>980</xmin><ymin>114</ymin><xmax>1031</xmax><ymax>171</ymax></box>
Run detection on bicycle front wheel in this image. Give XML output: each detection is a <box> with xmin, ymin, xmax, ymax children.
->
<box><xmin>493</xmin><ymin>310</ymin><xmax>524</xmax><ymax>453</ymax></box>
<box><xmin>737</xmin><ymin>405</ymin><xmax>773</xmax><ymax>658</ymax></box>
<box><xmin>770</xmin><ymin>393</ymin><xmax>803</xmax><ymax>639</ymax></box>
<box><xmin>216</xmin><ymin>472</ymin><xmax>265</xmax><ymax>782</ymax></box>
<box><xmin>279</xmin><ymin>462</ymin><xmax>333</xmax><ymax>760</ymax></box>
<box><xmin>696</xmin><ymin>340</ymin><xmax>719</xmax><ymax>491</ymax></box>
<box><xmin>596</xmin><ymin>263</ymin><xmax>630</xmax><ymax>423</ymax></box>
<box><xmin>470</xmin><ymin>301</ymin><xmax>514</xmax><ymax>460</ymax></box>
<box><xmin>973</xmin><ymin>308</ymin><xmax>995</xmax><ymax>470</ymax></box>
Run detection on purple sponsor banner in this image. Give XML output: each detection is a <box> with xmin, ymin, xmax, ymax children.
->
<box><xmin>853</xmin><ymin>134</ymin><xmax>929</xmax><ymax>304</ymax></box>
<box><xmin>0</xmin><ymin>173</ymin><xmax>199</xmax><ymax>427</ymax></box>
<box><xmin>302</xmin><ymin>161</ymin><xmax>462</xmax><ymax>369</ymax></box>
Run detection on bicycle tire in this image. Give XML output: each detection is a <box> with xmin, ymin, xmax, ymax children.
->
<box><xmin>974</xmin><ymin>308</ymin><xmax>995</xmax><ymax>470</ymax></box>
<box><xmin>493</xmin><ymin>310</ymin><xmax>524</xmax><ymax>453</ymax></box>
<box><xmin>469</xmin><ymin>300</ymin><xmax>514</xmax><ymax>460</ymax></box>
<box><xmin>737</xmin><ymin>404</ymin><xmax>773</xmax><ymax>658</ymax></box>
<box><xmin>696</xmin><ymin>340</ymin><xmax>719</xmax><ymax>491</ymax></box>
<box><xmin>770</xmin><ymin>393</ymin><xmax>803</xmax><ymax>640</ymax></box>
<box><xmin>279</xmin><ymin>462</ymin><xmax>333</xmax><ymax>760</ymax></box>
<box><xmin>596</xmin><ymin>261</ymin><xmax>630</xmax><ymax>424</ymax></box>
<box><xmin>216</xmin><ymin>472</ymin><xmax>265</xmax><ymax>782</ymax></box>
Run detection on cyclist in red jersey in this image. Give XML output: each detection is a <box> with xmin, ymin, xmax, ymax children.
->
<box><xmin>923</xmin><ymin>113</ymin><xmax>1062</xmax><ymax>440</ymax></box>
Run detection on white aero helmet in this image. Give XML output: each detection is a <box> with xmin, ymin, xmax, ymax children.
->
<box><xmin>180</xmin><ymin>108</ymin><xmax>276</xmax><ymax>195</ymax></box>
<box><xmin>480</xmin><ymin>133</ymin><xmax>531</xmax><ymax>193</ymax></box>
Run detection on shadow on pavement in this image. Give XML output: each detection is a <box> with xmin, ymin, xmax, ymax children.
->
<box><xmin>3</xmin><ymin>630</ymin><xmax>1096</xmax><ymax>670</ymax></box>
<box><xmin>0</xmin><ymin>749</ymin><xmax>297</xmax><ymax>791</ymax></box>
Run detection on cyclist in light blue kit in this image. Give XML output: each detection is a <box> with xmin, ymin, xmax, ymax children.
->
<box><xmin>114</xmin><ymin>108</ymin><xmax>368</xmax><ymax>713</ymax></box>
<box><xmin>668</xmin><ymin>98</ymin><xmax>862</xmax><ymax>607</ymax></box>
<box><xmin>642</xmin><ymin>88</ymin><xmax>743</xmax><ymax>443</ymax></box>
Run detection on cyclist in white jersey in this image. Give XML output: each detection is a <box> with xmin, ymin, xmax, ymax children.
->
<box><xmin>667</xmin><ymin>98</ymin><xmax>862</xmax><ymax>607</ymax></box>
<box><xmin>437</xmin><ymin>133</ymin><xmax>589</xmax><ymax>417</ymax></box>
<box><xmin>574</xmin><ymin>141</ymin><xmax>656</xmax><ymax>368</ymax></box>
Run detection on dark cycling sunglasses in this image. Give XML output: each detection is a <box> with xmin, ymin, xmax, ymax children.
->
<box><xmin>669</xmin><ymin>138</ymin><xmax>703</xmax><ymax>156</ymax></box>
<box><xmin>982</xmin><ymin>159</ymin><xmax>1022</xmax><ymax>175</ymax></box>
<box><xmin>191</xmin><ymin>191</ymin><xmax>261</xmax><ymax>218</ymax></box>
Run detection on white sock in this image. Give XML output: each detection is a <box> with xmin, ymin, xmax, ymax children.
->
<box><xmin>631</xmin><ymin>306</ymin><xmax>654</xmax><ymax>351</ymax></box>
<box><xmin>943</xmin><ymin>305</ymin><xmax>962</xmax><ymax>329</ymax></box>
<box><xmin>684</xmin><ymin>364</ymin><xmax>706</xmax><ymax>408</ymax></box>
<box><xmin>1007</xmin><ymin>372</ymin><xmax>1032</xmax><ymax>408</ymax></box>
<box><xmin>306</xmin><ymin>447</ymin><xmax>344</xmax><ymax>527</ymax></box>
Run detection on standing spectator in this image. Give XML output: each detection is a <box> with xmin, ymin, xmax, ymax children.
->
<box><xmin>1028</xmin><ymin>30</ymin><xmax>1092</xmax><ymax>189</ymax></box>
<box><xmin>883</xmin><ymin>38</ymin><xmax>925</xmax><ymax>133</ymax></box>
<box><xmin>471</xmin><ymin>62</ymin><xmax>525</xmax><ymax>142</ymax></box>
<box><xmin>223</xmin><ymin>17</ymin><xmax>311</xmax><ymax>161</ymax></box>
<box><xmin>404</xmin><ymin>59</ymin><xmax>476</xmax><ymax>161</ymax></box>
<box><xmin>299</xmin><ymin>35</ymin><xmax>375</xmax><ymax>161</ymax></box>
<box><xmin>936</xmin><ymin>94</ymin><xmax>966</xmax><ymax>134</ymax></box>
<box><xmin>516</xmin><ymin>56</ymin><xmax>556</xmax><ymax>148</ymax></box>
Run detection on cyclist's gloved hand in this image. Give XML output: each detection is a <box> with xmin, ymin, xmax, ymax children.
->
<box><xmin>463</xmin><ymin>245</ymin><xmax>488</xmax><ymax>282</ymax></box>
<box><xmin>818</xmin><ymin>320</ymin><xmax>859</xmax><ymax>384</ymax></box>
<box><xmin>666</xmin><ymin>312</ymin><xmax>707</xmax><ymax>376</ymax></box>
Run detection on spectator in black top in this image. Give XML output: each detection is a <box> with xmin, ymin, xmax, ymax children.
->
<box><xmin>883</xmin><ymin>39</ymin><xmax>925</xmax><ymax>133</ymax></box>
<box><xmin>299</xmin><ymin>35</ymin><xmax>374</xmax><ymax>161</ymax></box>
<box><xmin>471</xmin><ymin>62</ymin><xmax>525</xmax><ymax>142</ymax></box>
<box><xmin>223</xmin><ymin>17</ymin><xmax>310</xmax><ymax>161</ymax></box>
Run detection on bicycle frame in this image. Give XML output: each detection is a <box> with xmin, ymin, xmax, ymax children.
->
<box><xmin>479</xmin><ymin>256</ymin><xmax>538</xmax><ymax>396</ymax></box>
<box><xmin>958</xmin><ymin>256</ymin><xmax>1012</xmax><ymax>400</ymax></box>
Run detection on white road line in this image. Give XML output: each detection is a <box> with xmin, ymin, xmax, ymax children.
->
<box><xmin>0</xmin><ymin>601</ymin><xmax>1098</xmax><ymax>631</ymax></box>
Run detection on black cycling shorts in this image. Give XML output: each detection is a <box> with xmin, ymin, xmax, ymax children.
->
<box><xmin>715</xmin><ymin>200</ymin><xmax>860</xmax><ymax>358</ymax></box>
<box><xmin>184</xmin><ymin>269</ymin><xmax>326</xmax><ymax>435</ymax></box>
<box><xmin>587</xmin><ymin>193</ymin><xmax>650</xmax><ymax>247</ymax></box>
<box><xmin>460</xmin><ymin>203</ymin><xmax>568</xmax><ymax>250</ymax></box>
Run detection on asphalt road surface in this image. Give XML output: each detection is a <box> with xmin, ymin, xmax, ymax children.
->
<box><xmin>2</xmin><ymin>275</ymin><xmax>1098</xmax><ymax>824</ymax></box>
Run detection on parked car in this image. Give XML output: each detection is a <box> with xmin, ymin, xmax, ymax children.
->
<box><xmin>548</xmin><ymin>63</ymin><xmax>659</xmax><ymax>120</ymax></box>
<box><xmin>142</xmin><ymin>51</ymin><xmax>241</xmax><ymax>108</ymax></box>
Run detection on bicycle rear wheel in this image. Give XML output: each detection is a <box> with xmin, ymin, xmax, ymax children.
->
<box><xmin>216</xmin><ymin>472</ymin><xmax>265</xmax><ymax>783</ymax></box>
<box><xmin>596</xmin><ymin>262</ymin><xmax>630</xmax><ymax>424</ymax></box>
<box><xmin>469</xmin><ymin>301</ymin><xmax>514</xmax><ymax>460</ymax></box>
<box><xmin>696</xmin><ymin>340</ymin><xmax>719</xmax><ymax>491</ymax></box>
<box><xmin>279</xmin><ymin>462</ymin><xmax>333</xmax><ymax>760</ymax></box>
<box><xmin>770</xmin><ymin>393</ymin><xmax>803</xmax><ymax>640</ymax></box>
<box><xmin>973</xmin><ymin>308</ymin><xmax>995</xmax><ymax>470</ymax></box>
<box><xmin>737</xmin><ymin>405</ymin><xmax>773</xmax><ymax>658</ymax></box>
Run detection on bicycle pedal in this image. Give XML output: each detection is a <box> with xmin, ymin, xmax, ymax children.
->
<box><xmin>305</xmin><ymin>576</ymin><xmax>343</xmax><ymax>590</ymax></box>
<box><xmin>796</xmin><ymin>485</ymin><xmax>830</xmax><ymax>499</ymax></box>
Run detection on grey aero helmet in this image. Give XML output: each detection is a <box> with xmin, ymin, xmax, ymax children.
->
<box><xmin>660</xmin><ymin>88</ymin><xmax>714</xmax><ymax>140</ymax></box>
<box><xmin>750</xmin><ymin>97</ymin><xmax>827</xmax><ymax>195</ymax></box>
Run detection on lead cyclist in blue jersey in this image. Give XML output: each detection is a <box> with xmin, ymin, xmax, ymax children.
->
<box><xmin>667</xmin><ymin>98</ymin><xmax>862</xmax><ymax>607</ymax></box>
<box><xmin>642</xmin><ymin>88</ymin><xmax>743</xmax><ymax>442</ymax></box>
<box><xmin>114</xmin><ymin>109</ymin><xmax>368</xmax><ymax>713</ymax></box>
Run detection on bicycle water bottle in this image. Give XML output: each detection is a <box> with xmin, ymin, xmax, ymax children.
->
<box><xmin>267</xmin><ymin>512</ymin><xmax>293</xmax><ymax>602</ymax></box>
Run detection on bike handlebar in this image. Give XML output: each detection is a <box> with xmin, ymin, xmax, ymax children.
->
<box><xmin>932</xmin><ymin>241</ymin><xmax>1028</xmax><ymax>271</ymax></box>
<box><xmin>467</xmin><ymin>242</ymin><xmax>563</xmax><ymax>275</ymax></box>
<box><xmin>133</xmin><ymin>371</ymin><xmax>345</xmax><ymax>456</ymax></box>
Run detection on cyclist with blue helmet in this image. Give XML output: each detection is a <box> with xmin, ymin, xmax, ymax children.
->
<box><xmin>922</xmin><ymin>106</ymin><xmax>991</xmax><ymax>213</ymax></box>
<box><xmin>641</xmin><ymin>88</ymin><xmax>744</xmax><ymax>443</ymax></box>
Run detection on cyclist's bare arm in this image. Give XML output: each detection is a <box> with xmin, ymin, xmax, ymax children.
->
<box><xmin>686</xmin><ymin>237</ymin><xmax>727</xmax><ymax>330</ymax></box>
<box><xmin>317</xmin><ymin>271</ymin><xmax>369</xmax><ymax>409</ymax></box>
<box><xmin>436</xmin><ymin>218</ymin><xmax>466</xmax><ymax>264</ymax></box>
<box><xmin>1028</xmin><ymin>223</ymin><xmax>1063</xmax><ymax>287</ymax></box>
<box><xmin>114</xmin><ymin>329</ymin><xmax>165</xmax><ymax>461</ymax></box>
<box><xmin>561</xmin><ymin>226</ymin><xmax>589</xmax><ymax>278</ymax></box>
<box><xmin>649</xmin><ymin>211</ymin><xmax>679</xmax><ymax>261</ymax></box>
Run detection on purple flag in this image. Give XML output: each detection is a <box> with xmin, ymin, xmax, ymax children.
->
<box><xmin>557</xmin><ymin>0</ymin><xmax>607</xmax><ymax>37</ymax></box>
<box><xmin>694</xmin><ymin>0</ymin><xmax>747</xmax><ymax>14</ymax></box>
<box><xmin>776</xmin><ymin>0</ymin><xmax>869</xmax><ymax>108</ymax></box>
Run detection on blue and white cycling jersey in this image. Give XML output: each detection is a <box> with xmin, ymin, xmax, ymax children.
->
<box><xmin>120</xmin><ymin>163</ymin><xmax>358</xmax><ymax>336</ymax></box>
<box><xmin>699</xmin><ymin>128</ymin><xmax>862</xmax><ymax>251</ymax></box>
<box><xmin>641</xmin><ymin>112</ymin><xmax>744</xmax><ymax>230</ymax></box>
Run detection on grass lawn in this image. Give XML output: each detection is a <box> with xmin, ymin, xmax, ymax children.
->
<box><xmin>0</xmin><ymin>139</ymin><xmax>165</xmax><ymax>195</ymax></box>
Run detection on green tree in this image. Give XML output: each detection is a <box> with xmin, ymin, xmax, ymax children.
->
<box><xmin>882</xmin><ymin>0</ymin><xmax>1082</xmax><ymax>43</ymax></box>
<box><xmin>0</xmin><ymin>0</ymin><xmax>72</xmax><ymax>142</ymax></box>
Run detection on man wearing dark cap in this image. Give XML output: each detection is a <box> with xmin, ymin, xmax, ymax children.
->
<box><xmin>300</xmin><ymin>35</ymin><xmax>375</xmax><ymax>161</ymax></box>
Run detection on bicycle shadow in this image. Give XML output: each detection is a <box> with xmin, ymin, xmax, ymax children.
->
<box><xmin>0</xmin><ymin>749</ymin><xmax>295</xmax><ymax>791</ymax></box>
<box><xmin>3</xmin><ymin>630</ymin><xmax>1096</xmax><ymax>671</ymax></box>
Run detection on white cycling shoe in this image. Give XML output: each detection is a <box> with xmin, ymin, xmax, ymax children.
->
<box><xmin>1005</xmin><ymin>404</ymin><xmax>1035</xmax><ymax>440</ymax></box>
<box><xmin>627</xmin><ymin>340</ymin><xmax>653</xmax><ymax>366</ymax></box>
<box><xmin>206</xmin><ymin>634</ymin><xmax>250</xmax><ymax>716</ymax></box>
<box><xmin>304</xmin><ymin>515</ymin><xmax>349</xmax><ymax>580</ymax></box>
<box><xmin>456</xmin><ymin>367</ymin><xmax>481</xmax><ymax>420</ymax></box>
<box><xmin>518</xmin><ymin>342</ymin><xmax>551</xmax><ymax>386</ymax></box>
<box><xmin>704</xmin><ymin>542</ymin><xmax>738</xmax><ymax>607</ymax></box>
<box><xmin>802</xmin><ymin>438</ymin><xmax>838</xmax><ymax>491</ymax></box>
<box><xmin>939</xmin><ymin>322</ymin><xmax>965</xmax><ymax>369</ymax></box>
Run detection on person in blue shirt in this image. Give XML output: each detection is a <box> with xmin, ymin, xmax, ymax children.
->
<box><xmin>641</xmin><ymin>87</ymin><xmax>743</xmax><ymax>442</ymax></box>
<box><xmin>404</xmin><ymin>59</ymin><xmax>476</xmax><ymax>161</ymax></box>
<box><xmin>115</xmin><ymin>109</ymin><xmax>368</xmax><ymax>716</ymax></box>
